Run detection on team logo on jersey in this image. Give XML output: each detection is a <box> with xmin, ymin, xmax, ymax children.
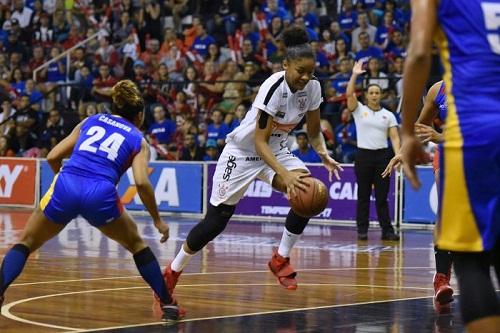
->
<box><xmin>298</xmin><ymin>97</ymin><xmax>307</xmax><ymax>110</ymax></box>
<box><xmin>276</xmin><ymin>111</ymin><xmax>285</xmax><ymax>118</ymax></box>
<box><xmin>217</xmin><ymin>182</ymin><xmax>229</xmax><ymax>199</ymax></box>
<box><xmin>282</xmin><ymin>92</ymin><xmax>288</xmax><ymax>98</ymax></box>
<box><xmin>223</xmin><ymin>155</ymin><xmax>237</xmax><ymax>181</ymax></box>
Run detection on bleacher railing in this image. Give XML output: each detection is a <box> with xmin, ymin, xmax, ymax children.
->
<box><xmin>32</xmin><ymin>32</ymin><xmax>100</xmax><ymax>83</ymax></box>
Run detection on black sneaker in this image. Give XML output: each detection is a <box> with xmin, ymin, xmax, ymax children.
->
<box><xmin>358</xmin><ymin>232</ymin><xmax>368</xmax><ymax>241</ymax></box>
<box><xmin>381</xmin><ymin>231</ymin><xmax>400</xmax><ymax>241</ymax></box>
<box><xmin>161</xmin><ymin>301</ymin><xmax>183</xmax><ymax>324</ymax></box>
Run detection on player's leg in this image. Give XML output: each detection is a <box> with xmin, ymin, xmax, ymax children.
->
<box><xmin>97</xmin><ymin>211</ymin><xmax>180</xmax><ymax>322</ymax></box>
<box><xmin>1</xmin><ymin>173</ymin><xmax>75</xmax><ymax>307</ymax></box>
<box><xmin>354</xmin><ymin>149</ymin><xmax>376</xmax><ymax>240</ymax></box>
<box><xmin>0</xmin><ymin>208</ymin><xmax>66</xmax><ymax>306</ymax></box>
<box><xmin>432</xmin><ymin>161</ymin><xmax>453</xmax><ymax>307</ymax></box>
<box><xmin>169</xmin><ymin>148</ymin><xmax>262</xmax><ymax>290</ymax></box>
<box><xmin>453</xmin><ymin>250</ymin><xmax>500</xmax><ymax>332</ymax></box>
<box><xmin>260</xmin><ymin>151</ymin><xmax>310</xmax><ymax>290</ymax></box>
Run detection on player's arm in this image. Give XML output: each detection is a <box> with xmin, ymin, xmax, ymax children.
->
<box><xmin>306</xmin><ymin>109</ymin><xmax>343</xmax><ymax>180</ymax></box>
<box><xmin>415</xmin><ymin>81</ymin><xmax>444</xmax><ymax>143</ymax></box>
<box><xmin>401</xmin><ymin>0</ymin><xmax>438</xmax><ymax>188</ymax></box>
<box><xmin>402</xmin><ymin>0</ymin><xmax>438</xmax><ymax>136</ymax></box>
<box><xmin>132</xmin><ymin>139</ymin><xmax>161</xmax><ymax>223</ymax></box>
<box><xmin>254</xmin><ymin>110</ymin><xmax>307</xmax><ymax>196</ymax></box>
<box><xmin>46</xmin><ymin>120</ymin><xmax>85</xmax><ymax>173</ymax></box>
<box><xmin>305</xmin><ymin>108</ymin><xmax>328</xmax><ymax>158</ymax></box>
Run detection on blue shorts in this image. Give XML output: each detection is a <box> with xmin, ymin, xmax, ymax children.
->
<box><xmin>40</xmin><ymin>172</ymin><xmax>124</xmax><ymax>227</ymax></box>
<box><xmin>436</xmin><ymin>103</ymin><xmax>500</xmax><ymax>252</ymax></box>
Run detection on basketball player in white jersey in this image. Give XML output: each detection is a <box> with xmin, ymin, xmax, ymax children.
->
<box><xmin>158</xmin><ymin>27</ymin><xmax>343</xmax><ymax>298</ymax></box>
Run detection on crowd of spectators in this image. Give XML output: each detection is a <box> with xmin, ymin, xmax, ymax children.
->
<box><xmin>0</xmin><ymin>0</ymin><xmax>419</xmax><ymax>163</ymax></box>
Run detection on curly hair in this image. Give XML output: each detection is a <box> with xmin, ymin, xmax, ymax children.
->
<box><xmin>111</xmin><ymin>80</ymin><xmax>145</xmax><ymax>123</ymax></box>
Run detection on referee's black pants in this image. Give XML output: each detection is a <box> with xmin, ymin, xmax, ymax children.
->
<box><xmin>354</xmin><ymin>148</ymin><xmax>394</xmax><ymax>234</ymax></box>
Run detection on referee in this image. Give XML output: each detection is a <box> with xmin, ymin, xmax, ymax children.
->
<box><xmin>346</xmin><ymin>59</ymin><xmax>400</xmax><ymax>241</ymax></box>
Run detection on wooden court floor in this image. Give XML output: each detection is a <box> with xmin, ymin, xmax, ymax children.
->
<box><xmin>0</xmin><ymin>210</ymin><xmax>466</xmax><ymax>332</ymax></box>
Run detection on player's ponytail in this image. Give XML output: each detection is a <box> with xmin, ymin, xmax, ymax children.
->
<box><xmin>111</xmin><ymin>80</ymin><xmax>144</xmax><ymax>123</ymax></box>
<box><xmin>282</xmin><ymin>27</ymin><xmax>314</xmax><ymax>62</ymax></box>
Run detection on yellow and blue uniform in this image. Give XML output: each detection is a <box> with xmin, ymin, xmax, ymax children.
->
<box><xmin>435</xmin><ymin>0</ymin><xmax>500</xmax><ymax>252</ymax></box>
<box><xmin>40</xmin><ymin>114</ymin><xmax>143</xmax><ymax>226</ymax></box>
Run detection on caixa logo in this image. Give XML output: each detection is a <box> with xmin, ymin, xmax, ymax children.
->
<box><xmin>223</xmin><ymin>155</ymin><xmax>237</xmax><ymax>181</ymax></box>
<box><xmin>0</xmin><ymin>165</ymin><xmax>23</xmax><ymax>198</ymax></box>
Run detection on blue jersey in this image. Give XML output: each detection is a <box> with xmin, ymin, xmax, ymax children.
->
<box><xmin>433</xmin><ymin>81</ymin><xmax>447</xmax><ymax>121</ymax></box>
<box><xmin>62</xmin><ymin>114</ymin><xmax>143</xmax><ymax>184</ymax></box>
<box><xmin>435</xmin><ymin>0</ymin><xmax>500</xmax><ymax>252</ymax></box>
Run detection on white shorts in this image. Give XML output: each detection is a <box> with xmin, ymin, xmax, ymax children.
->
<box><xmin>210</xmin><ymin>144</ymin><xmax>308</xmax><ymax>206</ymax></box>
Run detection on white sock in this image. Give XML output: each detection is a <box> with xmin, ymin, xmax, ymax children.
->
<box><xmin>277</xmin><ymin>228</ymin><xmax>301</xmax><ymax>258</ymax></box>
<box><xmin>171</xmin><ymin>247</ymin><xmax>193</xmax><ymax>272</ymax></box>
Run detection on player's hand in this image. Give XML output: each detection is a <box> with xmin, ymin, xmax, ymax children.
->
<box><xmin>381</xmin><ymin>153</ymin><xmax>402</xmax><ymax>178</ymax></box>
<box><xmin>282</xmin><ymin>170</ymin><xmax>310</xmax><ymax>198</ymax></box>
<box><xmin>154</xmin><ymin>219</ymin><xmax>170</xmax><ymax>243</ymax></box>
<box><xmin>415</xmin><ymin>123</ymin><xmax>444</xmax><ymax>143</ymax></box>
<box><xmin>352</xmin><ymin>60</ymin><xmax>366</xmax><ymax>75</ymax></box>
<box><xmin>401</xmin><ymin>135</ymin><xmax>427</xmax><ymax>189</ymax></box>
<box><xmin>321</xmin><ymin>154</ymin><xmax>343</xmax><ymax>181</ymax></box>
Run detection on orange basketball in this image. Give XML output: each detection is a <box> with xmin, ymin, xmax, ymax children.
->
<box><xmin>289</xmin><ymin>177</ymin><xmax>329</xmax><ymax>218</ymax></box>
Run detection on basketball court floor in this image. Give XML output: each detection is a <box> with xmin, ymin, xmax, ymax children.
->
<box><xmin>0</xmin><ymin>210</ymin><xmax>470</xmax><ymax>332</ymax></box>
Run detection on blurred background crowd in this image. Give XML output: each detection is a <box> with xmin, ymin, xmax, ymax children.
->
<box><xmin>0</xmin><ymin>0</ymin><xmax>442</xmax><ymax>163</ymax></box>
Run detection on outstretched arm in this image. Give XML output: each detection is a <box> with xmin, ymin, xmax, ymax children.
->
<box><xmin>346</xmin><ymin>60</ymin><xmax>366</xmax><ymax>111</ymax></box>
<box><xmin>401</xmin><ymin>0</ymin><xmax>438</xmax><ymax>188</ymax></box>
<box><xmin>132</xmin><ymin>139</ymin><xmax>169</xmax><ymax>243</ymax></box>
<box><xmin>306</xmin><ymin>109</ymin><xmax>343</xmax><ymax>180</ymax></box>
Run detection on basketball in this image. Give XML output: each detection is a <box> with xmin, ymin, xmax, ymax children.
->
<box><xmin>289</xmin><ymin>177</ymin><xmax>329</xmax><ymax>218</ymax></box>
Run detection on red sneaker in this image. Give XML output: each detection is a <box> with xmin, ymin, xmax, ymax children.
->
<box><xmin>433</xmin><ymin>273</ymin><xmax>453</xmax><ymax>305</ymax></box>
<box><xmin>268</xmin><ymin>249</ymin><xmax>297</xmax><ymax>290</ymax></box>
<box><xmin>163</xmin><ymin>262</ymin><xmax>183</xmax><ymax>294</ymax></box>
<box><xmin>153</xmin><ymin>262</ymin><xmax>183</xmax><ymax>303</ymax></box>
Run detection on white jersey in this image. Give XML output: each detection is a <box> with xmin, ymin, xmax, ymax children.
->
<box><xmin>352</xmin><ymin>101</ymin><xmax>398</xmax><ymax>150</ymax></box>
<box><xmin>226</xmin><ymin>71</ymin><xmax>323</xmax><ymax>152</ymax></box>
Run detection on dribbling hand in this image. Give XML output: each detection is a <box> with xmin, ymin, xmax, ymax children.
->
<box><xmin>283</xmin><ymin>171</ymin><xmax>310</xmax><ymax>199</ymax></box>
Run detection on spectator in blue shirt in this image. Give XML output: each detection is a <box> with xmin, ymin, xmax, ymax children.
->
<box><xmin>292</xmin><ymin>131</ymin><xmax>322</xmax><ymax>163</ymax></box>
<box><xmin>298</xmin><ymin>0</ymin><xmax>320</xmax><ymax>32</ymax></box>
<box><xmin>355</xmin><ymin>31</ymin><xmax>383</xmax><ymax>61</ymax></box>
<box><xmin>335</xmin><ymin>109</ymin><xmax>357</xmax><ymax>163</ymax></box>
<box><xmin>147</xmin><ymin>104</ymin><xmax>176</xmax><ymax>145</ymax></box>
<box><xmin>191</xmin><ymin>24</ymin><xmax>216</xmax><ymax>58</ymax></box>
<box><xmin>264</xmin><ymin>0</ymin><xmax>292</xmax><ymax>25</ymax></box>
<box><xmin>206</xmin><ymin>109</ymin><xmax>229</xmax><ymax>147</ymax></box>
<box><xmin>338</xmin><ymin>1</ymin><xmax>357</xmax><ymax>31</ymax></box>
<box><xmin>203</xmin><ymin>139</ymin><xmax>220</xmax><ymax>161</ymax></box>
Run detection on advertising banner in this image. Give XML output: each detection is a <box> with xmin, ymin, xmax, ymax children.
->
<box><xmin>207</xmin><ymin>164</ymin><xmax>396</xmax><ymax>222</ymax></box>
<box><xmin>403</xmin><ymin>166</ymin><xmax>437</xmax><ymax>224</ymax></box>
<box><xmin>41</xmin><ymin>161</ymin><xmax>203</xmax><ymax>213</ymax></box>
<box><xmin>0</xmin><ymin>158</ymin><xmax>38</xmax><ymax>207</ymax></box>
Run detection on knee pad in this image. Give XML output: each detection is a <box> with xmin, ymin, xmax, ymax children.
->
<box><xmin>186</xmin><ymin>203</ymin><xmax>235</xmax><ymax>252</ymax></box>
<box><xmin>285</xmin><ymin>209</ymin><xmax>310</xmax><ymax>235</ymax></box>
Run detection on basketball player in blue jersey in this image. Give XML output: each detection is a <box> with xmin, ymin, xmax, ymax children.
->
<box><xmin>155</xmin><ymin>27</ymin><xmax>343</xmax><ymax>300</ymax></box>
<box><xmin>383</xmin><ymin>80</ymin><xmax>454</xmax><ymax>312</ymax></box>
<box><xmin>401</xmin><ymin>0</ymin><xmax>500</xmax><ymax>331</ymax></box>
<box><xmin>0</xmin><ymin>80</ymin><xmax>182</xmax><ymax>323</ymax></box>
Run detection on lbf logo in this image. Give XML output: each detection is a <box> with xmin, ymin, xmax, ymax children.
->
<box><xmin>0</xmin><ymin>165</ymin><xmax>23</xmax><ymax>198</ymax></box>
